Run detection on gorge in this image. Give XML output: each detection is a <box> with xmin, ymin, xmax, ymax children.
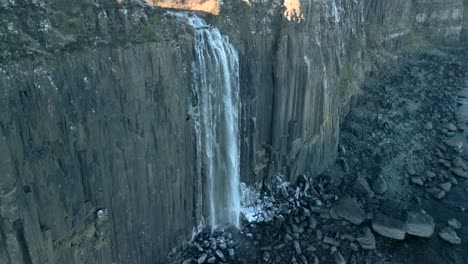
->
<box><xmin>0</xmin><ymin>0</ymin><xmax>467</xmax><ymax>264</ymax></box>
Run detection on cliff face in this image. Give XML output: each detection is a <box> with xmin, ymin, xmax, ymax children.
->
<box><xmin>0</xmin><ymin>0</ymin><xmax>466</xmax><ymax>263</ymax></box>
<box><xmin>464</xmin><ymin>0</ymin><xmax>468</xmax><ymax>38</ymax></box>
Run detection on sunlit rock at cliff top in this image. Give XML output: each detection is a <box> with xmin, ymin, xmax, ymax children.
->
<box><xmin>283</xmin><ymin>0</ymin><xmax>304</xmax><ymax>22</ymax></box>
<box><xmin>145</xmin><ymin>0</ymin><xmax>220</xmax><ymax>15</ymax></box>
<box><xmin>146</xmin><ymin>0</ymin><xmax>304</xmax><ymax>22</ymax></box>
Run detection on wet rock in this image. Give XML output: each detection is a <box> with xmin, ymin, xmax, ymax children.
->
<box><xmin>356</xmin><ymin>227</ymin><xmax>376</xmax><ymax>250</ymax></box>
<box><xmin>453</xmin><ymin>157</ymin><xmax>468</xmax><ymax>170</ymax></box>
<box><xmin>372</xmin><ymin>213</ymin><xmax>406</xmax><ymax>240</ymax></box>
<box><xmin>330</xmin><ymin>207</ymin><xmax>339</xmax><ymax>220</ymax></box>
<box><xmin>371</xmin><ymin>175</ymin><xmax>388</xmax><ymax>195</ymax></box>
<box><xmin>316</xmin><ymin>230</ymin><xmax>323</xmax><ymax>240</ymax></box>
<box><xmin>406</xmin><ymin>165</ymin><xmax>417</xmax><ymax>176</ymax></box>
<box><xmin>194</xmin><ymin>242</ymin><xmax>204</xmax><ymax>252</ymax></box>
<box><xmin>349</xmin><ymin>242</ymin><xmax>359</xmax><ymax>252</ymax></box>
<box><xmin>424</xmin><ymin>122</ymin><xmax>433</xmax><ymax>130</ymax></box>
<box><xmin>294</xmin><ymin>240</ymin><xmax>302</xmax><ymax>255</ymax></box>
<box><xmin>445</xmin><ymin>138</ymin><xmax>463</xmax><ymax>149</ymax></box>
<box><xmin>426</xmin><ymin>187</ymin><xmax>445</xmax><ymax>199</ymax></box>
<box><xmin>228</xmin><ymin>249</ymin><xmax>235</xmax><ymax>260</ymax></box>
<box><xmin>341</xmin><ymin>234</ymin><xmax>356</xmax><ymax>242</ymax></box>
<box><xmin>197</xmin><ymin>254</ymin><xmax>208</xmax><ymax>264</ymax></box>
<box><xmin>340</xmin><ymin>158</ymin><xmax>350</xmax><ymax>172</ymax></box>
<box><xmin>281</xmin><ymin>186</ymin><xmax>289</xmax><ymax>199</ymax></box>
<box><xmin>324</xmin><ymin>236</ymin><xmax>341</xmax><ymax>247</ymax></box>
<box><xmin>439</xmin><ymin>227</ymin><xmax>462</xmax><ymax>245</ymax></box>
<box><xmin>439</xmin><ymin>182</ymin><xmax>452</xmax><ymax>192</ymax></box>
<box><xmin>449</xmin><ymin>176</ymin><xmax>458</xmax><ymax>185</ymax></box>
<box><xmin>353</xmin><ymin>176</ymin><xmax>375</xmax><ymax>197</ymax></box>
<box><xmin>262</xmin><ymin>251</ymin><xmax>270</xmax><ymax>262</ymax></box>
<box><xmin>405</xmin><ymin>211</ymin><xmax>435</xmax><ymax>238</ymax></box>
<box><xmin>309</xmin><ymin>216</ymin><xmax>317</xmax><ymax>229</ymax></box>
<box><xmin>207</xmin><ymin>256</ymin><xmax>216</xmax><ymax>263</ymax></box>
<box><xmin>448</xmin><ymin>218</ymin><xmax>462</xmax><ymax>230</ymax></box>
<box><xmin>411</xmin><ymin>177</ymin><xmax>424</xmax><ymax>186</ymax></box>
<box><xmin>313</xmin><ymin>257</ymin><xmax>320</xmax><ymax>264</ymax></box>
<box><xmin>333</xmin><ymin>196</ymin><xmax>366</xmax><ymax>225</ymax></box>
<box><xmin>215</xmin><ymin>250</ymin><xmax>226</xmax><ymax>262</ymax></box>
<box><xmin>425</xmin><ymin>171</ymin><xmax>436</xmax><ymax>179</ymax></box>
<box><xmin>333</xmin><ymin>251</ymin><xmax>346</xmax><ymax>264</ymax></box>
<box><xmin>380</xmin><ymin>199</ymin><xmax>407</xmax><ymax>218</ymax></box>
<box><xmin>452</xmin><ymin>168</ymin><xmax>468</xmax><ymax>178</ymax></box>
<box><xmin>446</xmin><ymin>123</ymin><xmax>458</xmax><ymax>132</ymax></box>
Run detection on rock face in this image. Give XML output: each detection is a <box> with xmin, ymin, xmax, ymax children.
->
<box><xmin>0</xmin><ymin>0</ymin><xmax>466</xmax><ymax>263</ymax></box>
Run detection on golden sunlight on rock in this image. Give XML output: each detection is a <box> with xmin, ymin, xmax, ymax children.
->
<box><xmin>145</xmin><ymin>0</ymin><xmax>220</xmax><ymax>15</ymax></box>
<box><xmin>283</xmin><ymin>0</ymin><xmax>304</xmax><ymax>22</ymax></box>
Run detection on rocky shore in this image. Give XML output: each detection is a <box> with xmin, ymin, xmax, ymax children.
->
<box><xmin>168</xmin><ymin>46</ymin><xmax>468</xmax><ymax>264</ymax></box>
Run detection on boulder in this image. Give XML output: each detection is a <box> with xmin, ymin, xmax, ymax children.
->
<box><xmin>324</xmin><ymin>236</ymin><xmax>341</xmax><ymax>247</ymax></box>
<box><xmin>424</xmin><ymin>122</ymin><xmax>433</xmax><ymax>130</ymax></box>
<box><xmin>439</xmin><ymin>182</ymin><xmax>452</xmax><ymax>192</ymax></box>
<box><xmin>446</xmin><ymin>123</ymin><xmax>458</xmax><ymax>132</ymax></box>
<box><xmin>349</xmin><ymin>242</ymin><xmax>359</xmax><ymax>252</ymax></box>
<box><xmin>448</xmin><ymin>218</ymin><xmax>462</xmax><ymax>230</ymax></box>
<box><xmin>405</xmin><ymin>211</ymin><xmax>435</xmax><ymax>238</ymax></box>
<box><xmin>411</xmin><ymin>177</ymin><xmax>424</xmax><ymax>186</ymax></box>
<box><xmin>452</xmin><ymin>168</ymin><xmax>468</xmax><ymax>178</ymax></box>
<box><xmin>333</xmin><ymin>196</ymin><xmax>366</xmax><ymax>225</ymax></box>
<box><xmin>215</xmin><ymin>250</ymin><xmax>226</xmax><ymax>262</ymax></box>
<box><xmin>425</xmin><ymin>171</ymin><xmax>436</xmax><ymax>179</ymax></box>
<box><xmin>439</xmin><ymin>227</ymin><xmax>462</xmax><ymax>245</ymax></box>
<box><xmin>353</xmin><ymin>176</ymin><xmax>375</xmax><ymax>197</ymax></box>
<box><xmin>197</xmin><ymin>254</ymin><xmax>208</xmax><ymax>264</ymax></box>
<box><xmin>445</xmin><ymin>138</ymin><xmax>463</xmax><ymax>149</ymax></box>
<box><xmin>380</xmin><ymin>199</ymin><xmax>407</xmax><ymax>218</ymax></box>
<box><xmin>333</xmin><ymin>252</ymin><xmax>346</xmax><ymax>264</ymax></box>
<box><xmin>293</xmin><ymin>240</ymin><xmax>302</xmax><ymax>255</ymax></box>
<box><xmin>372</xmin><ymin>213</ymin><xmax>406</xmax><ymax>240</ymax></box>
<box><xmin>426</xmin><ymin>187</ymin><xmax>445</xmax><ymax>199</ymax></box>
<box><xmin>371</xmin><ymin>175</ymin><xmax>388</xmax><ymax>195</ymax></box>
<box><xmin>406</xmin><ymin>165</ymin><xmax>417</xmax><ymax>176</ymax></box>
<box><xmin>453</xmin><ymin>157</ymin><xmax>468</xmax><ymax>170</ymax></box>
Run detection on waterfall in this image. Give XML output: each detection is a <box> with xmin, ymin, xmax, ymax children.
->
<box><xmin>186</xmin><ymin>15</ymin><xmax>241</xmax><ymax>230</ymax></box>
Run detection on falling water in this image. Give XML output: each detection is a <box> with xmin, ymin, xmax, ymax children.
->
<box><xmin>186</xmin><ymin>15</ymin><xmax>241</xmax><ymax>229</ymax></box>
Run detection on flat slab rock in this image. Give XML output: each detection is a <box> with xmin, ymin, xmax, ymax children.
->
<box><xmin>405</xmin><ymin>211</ymin><xmax>435</xmax><ymax>238</ymax></box>
<box><xmin>372</xmin><ymin>213</ymin><xmax>406</xmax><ymax>240</ymax></box>
<box><xmin>333</xmin><ymin>196</ymin><xmax>366</xmax><ymax>225</ymax></box>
